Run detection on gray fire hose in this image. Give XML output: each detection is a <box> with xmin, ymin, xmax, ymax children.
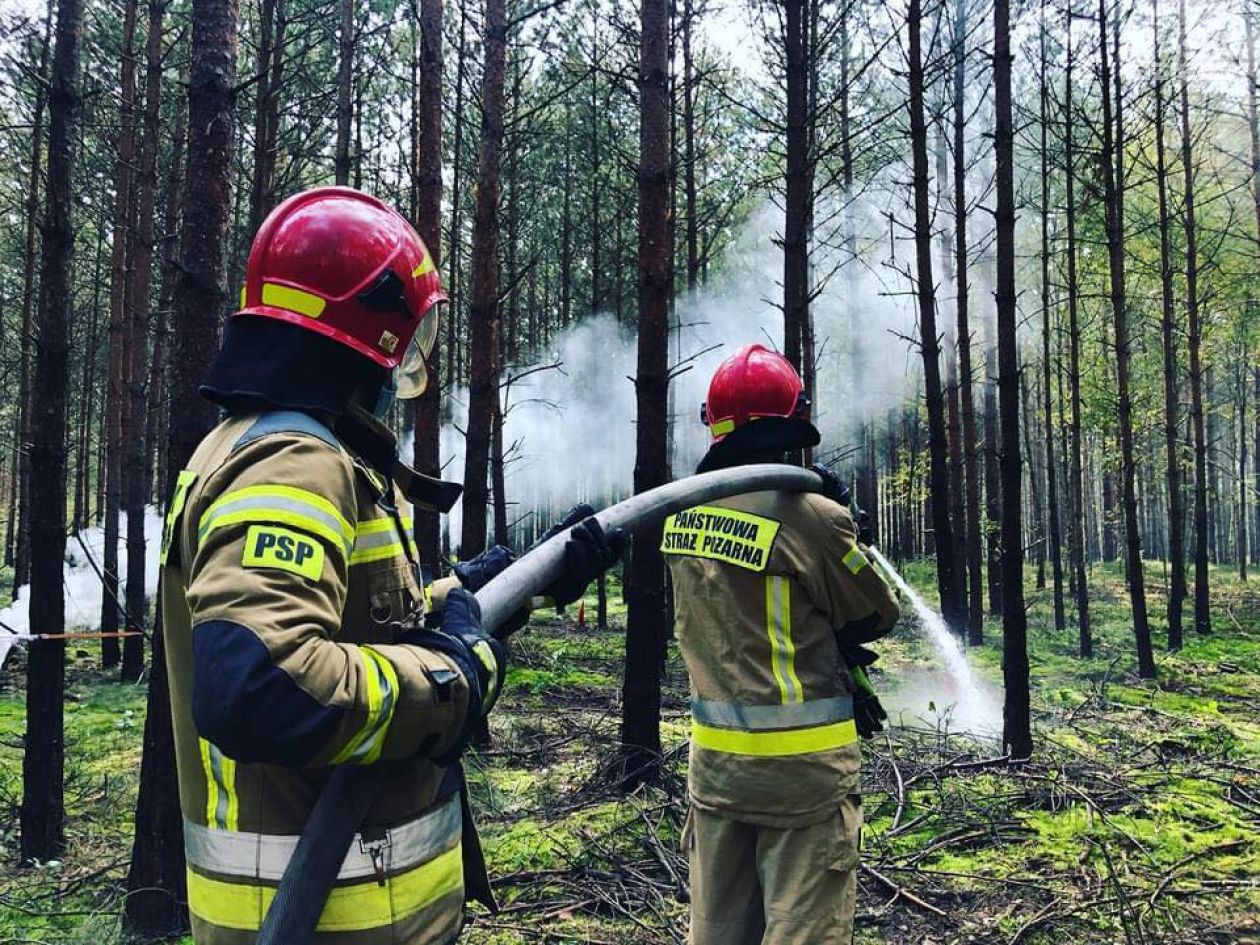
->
<box><xmin>256</xmin><ymin>463</ymin><xmax>823</xmax><ymax>944</ymax></box>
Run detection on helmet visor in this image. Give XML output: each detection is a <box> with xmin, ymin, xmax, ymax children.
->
<box><xmin>396</xmin><ymin>308</ymin><xmax>440</xmax><ymax>400</ymax></box>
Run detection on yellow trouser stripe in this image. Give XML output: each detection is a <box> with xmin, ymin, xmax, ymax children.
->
<box><xmin>330</xmin><ymin>647</ymin><xmax>400</xmax><ymax>765</ymax></box>
<box><xmin>186</xmin><ymin>842</ymin><xmax>463</xmax><ymax>932</ymax></box>
<box><xmin>765</xmin><ymin>576</ymin><xmax>803</xmax><ymax>704</ymax></box>
<box><xmin>199</xmin><ymin>738</ymin><xmax>238</xmax><ymax>830</ymax></box>
<box><xmin>691</xmin><ymin>719</ymin><xmax>859</xmax><ymax>756</ymax></box>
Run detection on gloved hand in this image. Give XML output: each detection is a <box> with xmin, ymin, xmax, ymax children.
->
<box><xmin>441</xmin><ymin>588</ymin><xmax>506</xmax><ymax>717</ymax></box>
<box><xmin>839</xmin><ymin>642</ymin><xmax>886</xmax><ymax>739</ymax></box>
<box><xmin>809</xmin><ymin>464</ymin><xmax>851</xmax><ymax>506</ymax></box>
<box><xmin>855</xmin><ymin>507</ymin><xmax>875</xmax><ymax>547</ymax></box>
<box><xmin>453</xmin><ymin>544</ymin><xmax>515</xmax><ymax>593</ymax></box>
<box><xmin>544</xmin><ymin>515</ymin><xmax>625</xmax><ymax>607</ymax></box>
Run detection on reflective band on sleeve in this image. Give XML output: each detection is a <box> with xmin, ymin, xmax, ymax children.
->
<box><xmin>199</xmin><ymin>738</ymin><xmax>238</xmax><ymax>831</ymax></box>
<box><xmin>350</xmin><ymin>516</ymin><xmax>415</xmax><ymax>565</ymax></box>
<box><xmin>691</xmin><ymin>695</ymin><xmax>853</xmax><ymax>731</ymax></box>
<box><xmin>661</xmin><ymin>505</ymin><xmax>780</xmax><ymax>572</ymax></box>
<box><xmin>186</xmin><ymin>843</ymin><xmax>462</xmax><ymax>932</ymax></box>
<box><xmin>198</xmin><ymin>485</ymin><xmax>354</xmax><ymax>559</ymax></box>
<box><xmin>765</xmin><ymin>575</ymin><xmax>803</xmax><ymax>704</ymax></box>
<box><xmin>183</xmin><ymin>792</ymin><xmax>461</xmax><ymax>882</ymax></box>
<box><xmin>262</xmin><ymin>282</ymin><xmax>326</xmax><ymax>319</ymax></box>
<box><xmin>691</xmin><ymin>718</ymin><xmax>859</xmax><ymax>756</ymax></box>
<box><xmin>330</xmin><ymin>646</ymin><xmax>399</xmax><ymax>765</ymax></box>
<box><xmin>842</xmin><ymin>546</ymin><xmax>869</xmax><ymax>574</ymax></box>
<box><xmin>160</xmin><ymin>469</ymin><xmax>198</xmax><ymax>566</ymax></box>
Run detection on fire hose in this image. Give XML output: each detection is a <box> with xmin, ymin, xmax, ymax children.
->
<box><xmin>256</xmin><ymin>463</ymin><xmax>824</xmax><ymax>944</ymax></box>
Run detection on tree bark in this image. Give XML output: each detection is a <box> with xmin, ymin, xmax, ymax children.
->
<box><xmin>460</xmin><ymin>0</ymin><xmax>507</xmax><ymax>557</ymax></box>
<box><xmin>127</xmin><ymin>0</ymin><xmax>239</xmax><ymax>929</ymax></box>
<box><xmin>334</xmin><ymin>0</ymin><xmax>354</xmax><ymax>185</ymax></box>
<box><xmin>21</xmin><ymin>0</ymin><xmax>83</xmax><ymax>866</ymax></box>
<box><xmin>620</xmin><ymin>0</ymin><xmax>672</xmax><ymax>789</ymax></box>
<box><xmin>909</xmin><ymin>0</ymin><xmax>964</xmax><ymax>633</ymax></box>
<box><xmin>783</xmin><ymin>0</ymin><xmax>809</xmax><ymax>375</ymax></box>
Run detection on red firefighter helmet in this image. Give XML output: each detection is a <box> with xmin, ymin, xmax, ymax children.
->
<box><xmin>701</xmin><ymin>344</ymin><xmax>810</xmax><ymax>441</ymax></box>
<box><xmin>238</xmin><ymin>186</ymin><xmax>446</xmax><ymax>397</ymax></box>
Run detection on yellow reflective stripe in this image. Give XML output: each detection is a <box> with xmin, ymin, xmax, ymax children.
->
<box><xmin>843</xmin><ymin>546</ymin><xmax>869</xmax><ymax>574</ymax></box>
<box><xmin>349</xmin><ymin>517</ymin><xmax>414</xmax><ymax>566</ymax></box>
<box><xmin>765</xmin><ymin>576</ymin><xmax>802</xmax><ymax>704</ymax></box>
<box><xmin>200</xmin><ymin>485</ymin><xmax>354</xmax><ymax>557</ymax></box>
<box><xmin>412</xmin><ymin>255</ymin><xmax>436</xmax><ymax>277</ymax></box>
<box><xmin>709</xmin><ymin>418</ymin><xmax>735</xmax><ymax>437</ymax></box>
<box><xmin>185</xmin><ymin>842</ymin><xmax>462</xmax><ymax>932</ymax></box>
<box><xmin>691</xmin><ymin>719</ymin><xmax>858</xmax><ymax>756</ymax></box>
<box><xmin>199</xmin><ymin>738</ymin><xmax>238</xmax><ymax>830</ymax></box>
<box><xmin>330</xmin><ymin>647</ymin><xmax>399</xmax><ymax>765</ymax></box>
<box><xmin>261</xmin><ymin>282</ymin><xmax>326</xmax><ymax>318</ymax></box>
<box><xmin>160</xmin><ymin>469</ymin><xmax>198</xmax><ymax>566</ymax></box>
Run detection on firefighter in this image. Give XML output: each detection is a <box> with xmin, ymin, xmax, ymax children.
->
<box><xmin>160</xmin><ymin>186</ymin><xmax>618</xmax><ymax>944</ymax></box>
<box><xmin>663</xmin><ymin>344</ymin><xmax>900</xmax><ymax>945</ymax></box>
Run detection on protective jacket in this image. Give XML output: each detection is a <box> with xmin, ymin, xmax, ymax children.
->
<box><xmin>663</xmin><ymin>490</ymin><xmax>899</xmax><ymax>828</ymax></box>
<box><xmin>161</xmin><ymin>410</ymin><xmax>480</xmax><ymax>945</ymax></box>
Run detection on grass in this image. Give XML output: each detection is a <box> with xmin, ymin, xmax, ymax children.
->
<box><xmin>1</xmin><ymin>559</ymin><xmax>1258</xmax><ymax>943</ymax></box>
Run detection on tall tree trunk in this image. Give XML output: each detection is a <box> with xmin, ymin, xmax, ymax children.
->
<box><xmin>412</xmin><ymin>0</ymin><xmax>443</xmax><ymax>566</ymax></box>
<box><xmin>783</xmin><ymin>0</ymin><xmax>808</xmax><ymax>373</ymax></box>
<box><xmin>21</xmin><ymin>0</ymin><xmax>83</xmax><ymax>866</ymax></box>
<box><xmin>122</xmin><ymin>0</ymin><xmax>166</xmax><ymax>683</ymax></box>
<box><xmin>1039</xmin><ymin>0</ymin><xmax>1065</xmax><ymax>634</ymax></box>
<box><xmin>460</xmin><ymin>0</ymin><xmax>507</xmax><ymax>557</ymax></box>
<box><xmin>983</xmin><ymin>331</ymin><xmax>1001</xmax><ymax>614</ymax></box>
<box><xmin>909</xmin><ymin>0</ymin><xmax>964</xmax><ymax>633</ymax></box>
<box><xmin>334</xmin><ymin>0</ymin><xmax>353</xmax><ymax>185</ymax></box>
<box><xmin>248</xmin><ymin>0</ymin><xmax>284</xmax><ymax>231</ymax></box>
<box><xmin>1099</xmin><ymin>0</ymin><xmax>1154</xmax><ymax>677</ymax></box>
<box><xmin>621</xmin><ymin>0</ymin><xmax>671</xmax><ymax>789</ymax></box>
<box><xmin>994</xmin><ymin>0</ymin><xmax>1030</xmax><ymax>757</ymax></box>
<box><xmin>102</xmin><ymin>0</ymin><xmax>140</xmax><ymax>668</ymax></box>
<box><xmin>1179</xmin><ymin>0</ymin><xmax>1210</xmax><ymax>634</ymax></box>
<box><xmin>1063</xmin><ymin>5</ymin><xmax>1091</xmax><ymax>657</ymax></box>
<box><xmin>13</xmin><ymin>0</ymin><xmax>54</xmax><ymax>601</ymax></box>
<box><xmin>1154</xmin><ymin>0</ymin><xmax>1185</xmax><ymax>649</ymax></box>
<box><xmin>682</xmin><ymin>0</ymin><xmax>699</xmax><ymax>294</ymax></box>
<box><xmin>126</xmin><ymin>0</ymin><xmax>238</xmax><ymax>930</ymax></box>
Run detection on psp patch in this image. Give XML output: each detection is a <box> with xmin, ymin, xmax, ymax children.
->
<box><xmin>661</xmin><ymin>505</ymin><xmax>781</xmax><ymax>572</ymax></box>
<box><xmin>242</xmin><ymin>524</ymin><xmax>324</xmax><ymax>581</ymax></box>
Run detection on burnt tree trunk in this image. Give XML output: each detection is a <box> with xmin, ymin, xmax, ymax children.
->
<box><xmin>620</xmin><ymin>0</ymin><xmax>672</xmax><ymax>790</ymax></box>
<box><xmin>21</xmin><ymin>0</ymin><xmax>83</xmax><ymax>866</ymax></box>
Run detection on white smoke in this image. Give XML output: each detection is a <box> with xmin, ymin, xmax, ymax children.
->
<box><xmin>0</xmin><ymin>509</ymin><xmax>163</xmax><ymax>669</ymax></box>
<box><xmin>436</xmin><ymin>202</ymin><xmax>921</xmax><ymax>551</ymax></box>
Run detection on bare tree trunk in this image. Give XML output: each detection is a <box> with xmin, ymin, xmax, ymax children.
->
<box><xmin>460</xmin><ymin>0</ymin><xmax>507</xmax><ymax>557</ymax></box>
<box><xmin>1179</xmin><ymin>0</ymin><xmax>1210</xmax><ymax>634</ymax></box>
<box><xmin>248</xmin><ymin>0</ymin><xmax>284</xmax><ymax>231</ymax></box>
<box><xmin>412</xmin><ymin>0</ymin><xmax>443</xmax><ymax>565</ymax></box>
<box><xmin>983</xmin><ymin>332</ymin><xmax>1001</xmax><ymax>614</ymax></box>
<box><xmin>334</xmin><ymin>0</ymin><xmax>354</xmax><ymax>185</ymax></box>
<box><xmin>621</xmin><ymin>0</ymin><xmax>671</xmax><ymax>789</ymax></box>
<box><xmin>127</xmin><ymin>0</ymin><xmax>238</xmax><ymax>930</ymax></box>
<box><xmin>1154</xmin><ymin>0</ymin><xmax>1185</xmax><ymax>649</ymax></box>
<box><xmin>682</xmin><ymin>0</ymin><xmax>699</xmax><ymax>294</ymax></box>
<box><xmin>1063</xmin><ymin>5</ymin><xmax>1091</xmax><ymax>657</ymax></box>
<box><xmin>910</xmin><ymin>0</ymin><xmax>964</xmax><ymax>633</ymax></box>
<box><xmin>783</xmin><ymin>0</ymin><xmax>808</xmax><ymax>374</ymax></box>
<box><xmin>21</xmin><ymin>0</ymin><xmax>83</xmax><ymax>866</ymax></box>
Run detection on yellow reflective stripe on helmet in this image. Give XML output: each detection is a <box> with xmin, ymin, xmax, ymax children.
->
<box><xmin>199</xmin><ymin>738</ymin><xmax>238</xmax><ymax>831</ymax></box>
<box><xmin>349</xmin><ymin>517</ymin><xmax>414</xmax><ymax>565</ymax></box>
<box><xmin>765</xmin><ymin>576</ymin><xmax>803</xmax><ymax>704</ymax></box>
<box><xmin>709</xmin><ymin>418</ymin><xmax>735</xmax><ymax>437</ymax></box>
<box><xmin>185</xmin><ymin>842</ymin><xmax>462</xmax><ymax>932</ymax></box>
<box><xmin>330</xmin><ymin>646</ymin><xmax>399</xmax><ymax>765</ymax></box>
<box><xmin>261</xmin><ymin>282</ymin><xmax>326</xmax><ymax>318</ymax></box>
<box><xmin>199</xmin><ymin>485</ymin><xmax>354</xmax><ymax>559</ymax></box>
<box><xmin>691</xmin><ymin>719</ymin><xmax>858</xmax><ymax>756</ymax></box>
<box><xmin>412</xmin><ymin>254</ymin><xmax>436</xmax><ymax>277</ymax></box>
<box><xmin>843</xmin><ymin>546</ymin><xmax>869</xmax><ymax>574</ymax></box>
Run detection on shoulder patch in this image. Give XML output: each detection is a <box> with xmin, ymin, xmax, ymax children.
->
<box><xmin>660</xmin><ymin>505</ymin><xmax>781</xmax><ymax>572</ymax></box>
<box><xmin>242</xmin><ymin>524</ymin><xmax>325</xmax><ymax>581</ymax></box>
<box><xmin>233</xmin><ymin>410</ymin><xmax>341</xmax><ymax>453</ymax></box>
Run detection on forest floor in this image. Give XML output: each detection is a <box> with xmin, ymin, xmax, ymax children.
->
<box><xmin>0</xmin><ymin>559</ymin><xmax>1258</xmax><ymax>944</ymax></box>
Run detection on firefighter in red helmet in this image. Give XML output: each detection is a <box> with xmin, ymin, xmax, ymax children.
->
<box><xmin>662</xmin><ymin>344</ymin><xmax>900</xmax><ymax>945</ymax></box>
<box><xmin>160</xmin><ymin>187</ymin><xmax>619</xmax><ymax>944</ymax></box>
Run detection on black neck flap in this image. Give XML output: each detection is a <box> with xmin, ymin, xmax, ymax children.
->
<box><xmin>334</xmin><ymin>406</ymin><xmax>464</xmax><ymax>514</ymax></box>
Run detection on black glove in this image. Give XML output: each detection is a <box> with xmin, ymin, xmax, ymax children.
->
<box><xmin>855</xmin><ymin>507</ymin><xmax>875</xmax><ymax>547</ymax></box>
<box><xmin>453</xmin><ymin>544</ymin><xmax>515</xmax><ymax>593</ymax></box>
<box><xmin>809</xmin><ymin>463</ymin><xmax>851</xmax><ymax>506</ymax></box>
<box><xmin>544</xmin><ymin>516</ymin><xmax>625</xmax><ymax>607</ymax></box>
<box><xmin>839</xmin><ymin>642</ymin><xmax>886</xmax><ymax>739</ymax></box>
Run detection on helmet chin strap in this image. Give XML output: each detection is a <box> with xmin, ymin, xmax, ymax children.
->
<box><xmin>373</xmin><ymin>373</ymin><xmax>398</xmax><ymax>420</ymax></box>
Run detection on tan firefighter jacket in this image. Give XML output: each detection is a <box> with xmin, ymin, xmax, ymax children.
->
<box><xmin>160</xmin><ymin>410</ymin><xmax>478</xmax><ymax>945</ymax></box>
<box><xmin>663</xmin><ymin>489</ymin><xmax>900</xmax><ymax>828</ymax></box>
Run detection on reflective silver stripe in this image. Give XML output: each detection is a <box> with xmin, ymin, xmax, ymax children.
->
<box><xmin>183</xmin><ymin>793</ymin><xmax>461</xmax><ymax>882</ymax></box>
<box><xmin>208</xmin><ymin>744</ymin><xmax>231</xmax><ymax>829</ymax></box>
<box><xmin>767</xmin><ymin>575</ymin><xmax>803</xmax><ymax>703</ymax></box>
<box><xmin>691</xmin><ymin>696</ymin><xmax>854</xmax><ymax>731</ymax></box>
<box><xmin>198</xmin><ymin>493</ymin><xmax>354</xmax><ymax>555</ymax></box>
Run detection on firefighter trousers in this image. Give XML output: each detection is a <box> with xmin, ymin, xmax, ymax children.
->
<box><xmin>684</xmin><ymin>795</ymin><xmax>862</xmax><ymax>945</ymax></box>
